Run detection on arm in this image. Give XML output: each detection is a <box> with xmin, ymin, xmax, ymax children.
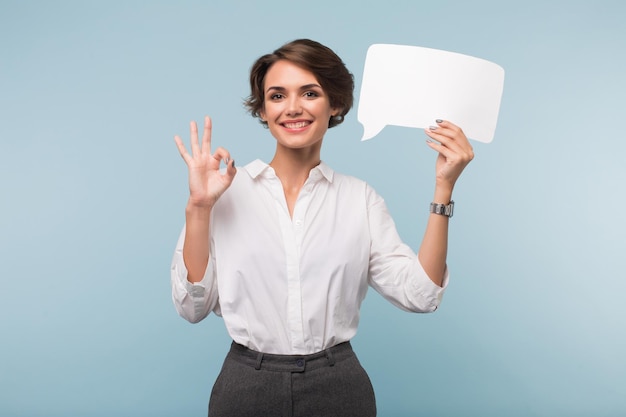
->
<box><xmin>367</xmin><ymin>185</ymin><xmax>445</xmax><ymax>313</ymax></box>
<box><xmin>173</xmin><ymin>116</ymin><xmax>236</xmax><ymax>282</ymax></box>
<box><xmin>418</xmin><ymin>120</ymin><xmax>474</xmax><ymax>286</ymax></box>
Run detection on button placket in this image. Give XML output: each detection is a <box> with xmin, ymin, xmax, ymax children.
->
<box><xmin>265</xmin><ymin>173</ymin><xmax>306</xmax><ymax>351</ymax></box>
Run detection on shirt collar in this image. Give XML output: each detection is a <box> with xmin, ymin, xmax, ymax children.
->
<box><xmin>243</xmin><ymin>159</ymin><xmax>334</xmax><ymax>183</ymax></box>
<box><xmin>314</xmin><ymin>161</ymin><xmax>334</xmax><ymax>183</ymax></box>
<box><xmin>243</xmin><ymin>159</ymin><xmax>271</xmax><ymax>179</ymax></box>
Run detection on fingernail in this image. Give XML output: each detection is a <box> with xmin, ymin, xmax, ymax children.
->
<box><xmin>429</xmin><ymin>125</ymin><xmax>438</xmax><ymax>131</ymax></box>
<box><xmin>436</xmin><ymin>119</ymin><xmax>443</xmax><ymax>123</ymax></box>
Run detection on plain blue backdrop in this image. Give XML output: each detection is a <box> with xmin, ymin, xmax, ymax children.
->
<box><xmin>1</xmin><ymin>1</ymin><xmax>625</xmax><ymax>416</ymax></box>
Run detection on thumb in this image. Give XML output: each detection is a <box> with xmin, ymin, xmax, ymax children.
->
<box><xmin>224</xmin><ymin>159</ymin><xmax>237</xmax><ymax>183</ymax></box>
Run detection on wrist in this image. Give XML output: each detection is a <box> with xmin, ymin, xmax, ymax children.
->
<box><xmin>432</xmin><ymin>185</ymin><xmax>453</xmax><ymax>204</ymax></box>
<box><xmin>185</xmin><ymin>201</ymin><xmax>214</xmax><ymax>218</ymax></box>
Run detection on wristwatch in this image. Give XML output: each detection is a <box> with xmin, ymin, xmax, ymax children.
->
<box><xmin>430</xmin><ymin>200</ymin><xmax>454</xmax><ymax>218</ymax></box>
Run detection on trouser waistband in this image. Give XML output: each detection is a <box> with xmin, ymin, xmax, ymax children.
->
<box><xmin>227</xmin><ymin>341</ymin><xmax>354</xmax><ymax>373</ymax></box>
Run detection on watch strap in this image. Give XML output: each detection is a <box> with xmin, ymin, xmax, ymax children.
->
<box><xmin>430</xmin><ymin>200</ymin><xmax>454</xmax><ymax>218</ymax></box>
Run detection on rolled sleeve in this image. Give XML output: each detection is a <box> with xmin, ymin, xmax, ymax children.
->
<box><xmin>404</xmin><ymin>258</ymin><xmax>449</xmax><ymax>312</ymax></box>
<box><xmin>170</xmin><ymin>227</ymin><xmax>219</xmax><ymax>323</ymax></box>
<box><xmin>366</xmin><ymin>185</ymin><xmax>449</xmax><ymax>313</ymax></box>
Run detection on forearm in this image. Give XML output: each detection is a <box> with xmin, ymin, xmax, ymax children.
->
<box><xmin>183</xmin><ymin>203</ymin><xmax>213</xmax><ymax>283</ymax></box>
<box><xmin>418</xmin><ymin>185</ymin><xmax>453</xmax><ymax>287</ymax></box>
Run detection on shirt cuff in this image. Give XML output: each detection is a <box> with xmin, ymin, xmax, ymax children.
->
<box><xmin>172</xmin><ymin>256</ymin><xmax>213</xmax><ymax>298</ymax></box>
<box><xmin>408</xmin><ymin>263</ymin><xmax>449</xmax><ymax>311</ymax></box>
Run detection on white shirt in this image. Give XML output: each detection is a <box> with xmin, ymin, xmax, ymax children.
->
<box><xmin>171</xmin><ymin>159</ymin><xmax>448</xmax><ymax>355</ymax></box>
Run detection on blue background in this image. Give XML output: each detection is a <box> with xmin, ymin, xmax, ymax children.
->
<box><xmin>1</xmin><ymin>1</ymin><xmax>625</xmax><ymax>416</ymax></box>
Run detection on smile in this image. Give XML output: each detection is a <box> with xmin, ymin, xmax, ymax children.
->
<box><xmin>282</xmin><ymin>121</ymin><xmax>311</xmax><ymax>129</ymax></box>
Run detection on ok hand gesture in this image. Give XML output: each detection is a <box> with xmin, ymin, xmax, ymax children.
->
<box><xmin>174</xmin><ymin>116</ymin><xmax>236</xmax><ymax>209</ymax></box>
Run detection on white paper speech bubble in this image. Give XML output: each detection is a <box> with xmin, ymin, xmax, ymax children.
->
<box><xmin>358</xmin><ymin>44</ymin><xmax>505</xmax><ymax>143</ymax></box>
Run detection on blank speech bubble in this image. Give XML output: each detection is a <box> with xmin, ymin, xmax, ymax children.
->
<box><xmin>358</xmin><ymin>44</ymin><xmax>505</xmax><ymax>143</ymax></box>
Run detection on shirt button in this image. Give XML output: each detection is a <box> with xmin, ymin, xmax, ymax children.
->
<box><xmin>294</xmin><ymin>219</ymin><xmax>303</xmax><ymax>227</ymax></box>
<box><xmin>296</xmin><ymin>359</ymin><xmax>305</xmax><ymax>367</ymax></box>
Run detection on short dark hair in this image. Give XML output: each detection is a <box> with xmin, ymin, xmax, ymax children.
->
<box><xmin>244</xmin><ymin>39</ymin><xmax>354</xmax><ymax>128</ymax></box>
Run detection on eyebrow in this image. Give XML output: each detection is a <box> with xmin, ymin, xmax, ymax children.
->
<box><xmin>265</xmin><ymin>83</ymin><xmax>322</xmax><ymax>93</ymax></box>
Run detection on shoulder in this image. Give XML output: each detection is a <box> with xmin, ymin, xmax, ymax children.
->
<box><xmin>321</xmin><ymin>162</ymin><xmax>367</xmax><ymax>189</ymax></box>
<box><xmin>321</xmin><ymin>162</ymin><xmax>382</xmax><ymax>206</ymax></box>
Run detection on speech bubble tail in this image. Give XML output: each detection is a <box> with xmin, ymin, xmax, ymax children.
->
<box><xmin>360</xmin><ymin>124</ymin><xmax>384</xmax><ymax>141</ymax></box>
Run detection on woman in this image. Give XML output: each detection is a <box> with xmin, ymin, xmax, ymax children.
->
<box><xmin>171</xmin><ymin>39</ymin><xmax>473</xmax><ymax>417</ymax></box>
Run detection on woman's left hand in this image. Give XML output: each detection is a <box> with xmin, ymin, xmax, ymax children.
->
<box><xmin>424</xmin><ymin>119</ymin><xmax>474</xmax><ymax>192</ymax></box>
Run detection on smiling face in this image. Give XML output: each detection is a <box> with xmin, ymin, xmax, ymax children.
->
<box><xmin>260</xmin><ymin>60</ymin><xmax>339</xmax><ymax>152</ymax></box>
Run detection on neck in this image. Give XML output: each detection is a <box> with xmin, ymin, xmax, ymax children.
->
<box><xmin>269</xmin><ymin>144</ymin><xmax>321</xmax><ymax>190</ymax></box>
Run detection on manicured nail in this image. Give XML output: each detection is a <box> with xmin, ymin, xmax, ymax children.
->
<box><xmin>436</xmin><ymin>119</ymin><xmax>443</xmax><ymax>123</ymax></box>
<box><xmin>429</xmin><ymin>125</ymin><xmax>438</xmax><ymax>131</ymax></box>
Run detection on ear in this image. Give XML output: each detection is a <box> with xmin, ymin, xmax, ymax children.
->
<box><xmin>259</xmin><ymin>109</ymin><xmax>266</xmax><ymax>122</ymax></box>
<box><xmin>331</xmin><ymin>107</ymin><xmax>341</xmax><ymax>117</ymax></box>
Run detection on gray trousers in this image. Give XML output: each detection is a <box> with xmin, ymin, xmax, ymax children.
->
<box><xmin>208</xmin><ymin>341</ymin><xmax>377</xmax><ymax>417</ymax></box>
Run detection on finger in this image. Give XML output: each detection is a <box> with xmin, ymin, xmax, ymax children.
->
<box><xmin>189</xmin><ymin>120</ymin><xmax>200</xmax><ymax>156</ymax></box>
<box><xmin>174</xmin><ymin>135</ymin><xmax>192</xmax><ymax>163</ymax></box>
<box><xmin>212</xmin><ymin>147</ymin><xmax>231</xmax><ymax>165</ymax></box>
<box><xmin>425</xmin><ymin>139</ymin><xmax>455</xmax><ymax>160</ymax></box>
<box><xmin>433</xmin><ymin>119</ymin><xmax>458</xmax><ymax>130</ymax></box>
<box><xmin>425</xmin><ymin>122</ymin><xmax>470</xmax><ymax>152</ymax></box>
<box><xmin>426</xmin><ymin>136</ymin><xmax>474</xmax><ymax>165</ymax></box>
<box><xmin>426</xmin><ymin>122</ymin><xmax>458</xmax><ymax>140</ymax></box>
<box><xmin>424</xmin><ymin>128</ymin><xmax>458</xmax><ymax>151</ymax></box>
<box><xmin>226</xmin><ymin>158</ymin><xmax>236</xmax><ymax>176</ymax></box>
<box><xmin>224</xmin><ymin>159</ymin><xmax>237</xmax><ymax>184</ymax></box>
<box><xmin>212</xmin><ymin>147</ymin><xmax>237</xmax><ymax>185</ymax></box>
<box><xmin>202</xmin><ymin>116</ymin><xmax>212</xmax><ymax>155</ymax></box>
<box><xmin>433</xmin><ymin>119</ymin><xmax>465</xmax><ymax>138</ymax></box>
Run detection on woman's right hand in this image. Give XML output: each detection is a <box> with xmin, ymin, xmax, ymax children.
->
<box><xmin>174</xmin><ymin>116</ymin><xmax>236</xmax><ymax>209</ymax></box>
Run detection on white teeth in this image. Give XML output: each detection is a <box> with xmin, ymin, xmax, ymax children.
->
<box><xmin>284</xmin><ymin>121</ymin><xmax>309</xmax><ymax>129</ymax></box>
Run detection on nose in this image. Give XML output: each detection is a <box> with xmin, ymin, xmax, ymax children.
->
<box><xmin>285</xmin><ymin>96</ymin><xmax>302</xmax><ymax>116</ymax></box>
